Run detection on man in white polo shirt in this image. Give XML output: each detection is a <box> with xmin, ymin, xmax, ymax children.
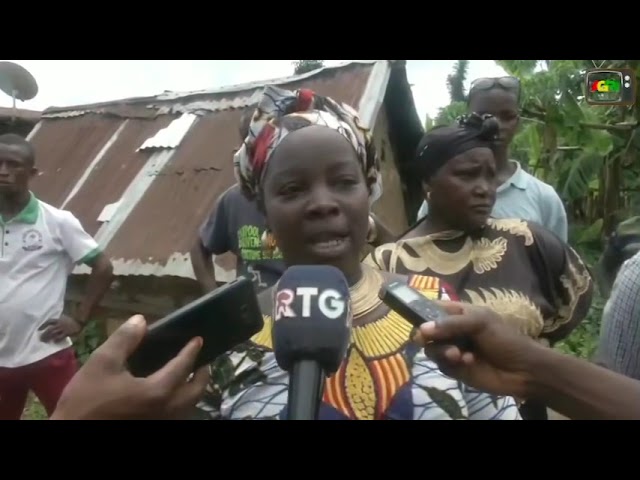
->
<box><xmin>0</xmin><ymin>133</ymin><xmax>114</xmax><ymax>420</ymax></box>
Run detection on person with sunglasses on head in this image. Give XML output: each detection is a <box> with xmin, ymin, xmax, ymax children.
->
<box><xmin>366</xmin><ymin>113</ymin><xmax>593</xmax><ymax>420</ymax></box>
<box><xmin>416</xmin><ymin>76</ymin><xmax>569</xmax><ymax>243</ymax></box>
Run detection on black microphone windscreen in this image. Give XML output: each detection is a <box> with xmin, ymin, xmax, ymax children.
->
<box><xmin>271</xmin><ymin>265</ymin><xmax>352</xmax><ymax>374</ymax></box>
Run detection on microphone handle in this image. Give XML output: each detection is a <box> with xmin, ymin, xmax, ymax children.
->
<box><xmin>287</xmin><ymin>359</ymin><xmax>325</xmax><ymax>420</ymax></box>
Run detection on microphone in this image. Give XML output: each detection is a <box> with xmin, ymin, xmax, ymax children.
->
<box><xmin>271</xmin><ymin>265</ymin><xmax>352</xmax><ymax>420</ymax></box>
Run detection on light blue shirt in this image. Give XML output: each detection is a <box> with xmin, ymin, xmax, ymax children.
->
<box><xmin>416</xmin><ymin>161</ymin><xmax>568</xmax><ymax>242</ymax></box>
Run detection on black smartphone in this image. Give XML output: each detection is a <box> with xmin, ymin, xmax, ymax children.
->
<box><xmin>127</xmin><ymin>276</ymin><xmax>264</xmax><ymax>378</ymax></box>
<box><xmin>378</xmin><ymin>280</ymin><xmax>471</xmax><ymax>350</ymax></box>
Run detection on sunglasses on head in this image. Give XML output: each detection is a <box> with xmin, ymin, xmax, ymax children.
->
<box><xmin>469</xmin><ymin>76</ymin><xmax>521</xmax><ymax>98</ymax></box>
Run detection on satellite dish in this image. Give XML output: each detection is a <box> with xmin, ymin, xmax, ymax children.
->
<box><xmin>0</xmin><ymin>61</ymin><xmax>38</xmax><ymax>122</ymax></box>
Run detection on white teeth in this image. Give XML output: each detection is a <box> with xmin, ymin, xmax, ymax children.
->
<box><xmin>314</xmin><ymin>239</ymin><xmax>344</xmax><ymax>247</ymax></box>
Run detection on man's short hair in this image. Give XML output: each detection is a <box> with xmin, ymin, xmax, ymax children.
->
<box><xmin>0</xmin><ymin>133</ymin><xmax>35</xmax><ymax>166</ymax></box>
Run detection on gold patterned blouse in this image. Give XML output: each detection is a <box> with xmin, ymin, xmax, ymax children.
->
<box><xmin>193</xmin><ymin>272</ymin><xmax>521</xmax><ymax>420</ymax></box>
<box><xmin>364</xmin><ymin>218</ymin><xmax>594</xmax><ymax>343</ymax></box>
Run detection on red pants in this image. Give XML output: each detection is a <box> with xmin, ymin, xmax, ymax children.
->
<box><xmin>0</xmin><ymin>348</ymin><xmax>78</xmax><ymax>420</ymax></box>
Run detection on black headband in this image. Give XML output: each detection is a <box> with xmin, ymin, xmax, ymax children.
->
<box><xmin>415</xmin><ymin>113</ymin><xmax>498</xmax><ymax>180</ymax></box>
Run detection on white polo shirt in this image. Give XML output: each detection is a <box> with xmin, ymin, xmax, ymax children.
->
<box><xmin>0</xmin><ymin>193</ymin><xmax>101</xmax><ymax>368</ymax></box>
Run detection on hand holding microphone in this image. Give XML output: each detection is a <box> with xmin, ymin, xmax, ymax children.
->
<box><xmin>271</xmin><ymin>265</ymin><xmax>352</xmax><ymax>420</ymax></box>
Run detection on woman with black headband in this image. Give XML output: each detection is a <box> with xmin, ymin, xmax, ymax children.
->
<box><xmin>365</xmin><ymin>113</ymin><xmax>593</xmax><ymax>419</ymax></box>
<box><xmin>416</xmin><ymin>76</ymin><xmax>568</xmax><ymax>243</ymax></box>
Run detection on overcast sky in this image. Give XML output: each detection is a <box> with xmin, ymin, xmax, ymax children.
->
<box><xmin>0</xmin><ymin>60</ymin><xmax>507</xmax><ymax>121</ymax></box>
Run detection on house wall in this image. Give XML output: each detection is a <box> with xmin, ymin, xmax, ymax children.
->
<box><xmin>65</xmin><ymin>275</ymin><xmax>202</xmax><ymax>336</ymax></box>
<box><xmin>370</xmin><ymin>105</ymin><xmax>409</xmax><ymax>234</ymax></box>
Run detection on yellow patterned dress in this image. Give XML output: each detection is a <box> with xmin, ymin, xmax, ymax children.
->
<box><xmin>364</xmin><ymin>218</ymin><xmax>594</xmax><ymax>345</ymax></box>
<box><xmin>194</xmin><ymin>272</ymin><xmax>521</xmax><ymax>421</ymax></box>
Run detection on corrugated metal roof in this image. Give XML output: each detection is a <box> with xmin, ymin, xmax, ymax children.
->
<box><xmin>29</xmin><ymin>60</ymin><xmax>420</xmax><ymax>282</ymax></box>
<box><xmin>138</xmin><ymin>114</ymin><xmax>197</xmax><ymax>151</ymax></box>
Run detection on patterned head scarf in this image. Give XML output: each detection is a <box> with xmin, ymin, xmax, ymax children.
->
<box><xmin>233</xmin><ymin>85</ymin><xmax>382</xmax><ymax>205</ymax></box>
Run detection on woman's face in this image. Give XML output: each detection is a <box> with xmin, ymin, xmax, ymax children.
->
<box><xmin>425</xmin><ymin>146</ymin><xmax>497</xmax><ymax>232</ymax></box>
<box><xmin>262</xmin><ymin>125</ymin><xmax>370</xmax><ymax>282</ymax></box>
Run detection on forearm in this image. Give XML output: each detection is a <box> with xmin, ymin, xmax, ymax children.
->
<box><xmin>191</xmin><ymin>245</ymin><xmax>217</xmax><ymax>292</ymax></box>
<box><xmin>527</xmin><ymin>346</ymin><xmax>640</xmax><ymax>420</ymax></box>
<box><xmin>77</xmin><ymin>265</ymin><xmax>114</xmax><ymax>324</ymax></box>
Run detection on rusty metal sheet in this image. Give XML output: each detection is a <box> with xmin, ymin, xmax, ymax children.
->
<box><xmin>279</xmin><ymin>62</ymin><xmax>372</xmax><ymax>109</ymax></box>
<box><xmin>106</xmin><ymin>110</ymin><xmax>243</xmax><ymax>263</ymax></box>
<box><xmin>29</xmin><ymin>114</ymin><xmax>125</xmax><ymax>207</ymax></box>
<box><xmin>138</xmin><ymin>114</ymin><xmax>197</xmax><ymax>151</ymax></box>
<box><xmin>155</xmin><ymin>62</ymin><xmax>373</xmax><ymax>115</ymax></box>
<box><xmin>64</xmin><ymin>115</ymin><xmax>178</xmax><ymax>236</ymax></box>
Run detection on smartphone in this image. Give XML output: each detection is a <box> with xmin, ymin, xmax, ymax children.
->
<box><xmin>378</xmin><ymin>280</ymin><xmax>471</xmax><ymax>350</ymax></box>
<box><xmin>127</xmin><ymin>276</ymin><xmax>264</xmax><ymax>378</ymax></box>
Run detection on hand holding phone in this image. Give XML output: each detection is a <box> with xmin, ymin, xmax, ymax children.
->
<box><xmin>378</xmin><ymin>280</ymin><xmax>472</xmax><ymax>351</ymax></box>
<box><xmin>127</xmin><ymin>276</ymin><xmax>264</xmax><ymax>378</ymax></box>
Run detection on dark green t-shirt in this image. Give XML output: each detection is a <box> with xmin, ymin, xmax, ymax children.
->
<box><xmin>199</xmin><ymin>184</ymin><xmax>285</xmax><ymax>292</ymax></box>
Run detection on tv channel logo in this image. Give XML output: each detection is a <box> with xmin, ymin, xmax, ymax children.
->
<box><xmin>585</xmin><ymin>68</ymin><xmax>636</xmax><ymax>106</ymax></box>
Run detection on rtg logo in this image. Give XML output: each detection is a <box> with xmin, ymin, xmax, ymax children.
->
<box><xmin>585</xmin><ymin>68</ymin><xmax>636</xmax><ymax>106</ymax></box>
<box><xmin>275</xmin><ymin>287</ymin><xmax>347</xmax><ymax>321</ymax></box>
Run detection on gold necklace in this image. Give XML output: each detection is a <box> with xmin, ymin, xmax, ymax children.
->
<box><xmin>349</xmin><ymin>265</ymin><xmax>384</xmax><ymax>319</ymax></box>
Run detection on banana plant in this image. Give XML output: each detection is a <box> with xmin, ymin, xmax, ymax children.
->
<box><xmin>497</xmin><ymin>60</ymin><xmax>640</xmax><ymax>238</ymax></box>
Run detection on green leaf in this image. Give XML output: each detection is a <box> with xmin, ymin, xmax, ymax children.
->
<box><xmin>494</xmin><ymin>60</ymin><xmax>539</xmax><ymax>78</ymax></box>
<box><xmin>524</xmin><ymin>123</ymin><xmax>541</xmax><ymax>166</ymax></box>
<box><xmin>560</xmin><ymin>150</ymin><xmax>603</xmax><ymax>200</ymax></box>
<box><xmin>434</xmin><ymin>101</ymin><xmax>467</xmax><ymax>127</ymax></box>
<box><xmin>560</xmin><ymin>92</ymin><xmax>584</xmax><ymax>125</ymax></box>
<box><xmin>577</xmin><ymin>218</ymin><xmax>603</xmax><ymax>245</ymax></box>
<box><xmin>589</xmin><ymin>130</ymin><xmax>615</xmax><ymax>156</ymax></box>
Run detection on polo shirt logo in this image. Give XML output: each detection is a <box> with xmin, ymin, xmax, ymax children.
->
<box><xmin>22</xmin><ymin>228</ymin><xmax>43</xmax><ymax>252</ymax></box>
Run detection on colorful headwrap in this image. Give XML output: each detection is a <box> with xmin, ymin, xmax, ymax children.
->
<box><xmin>414</xmin><ymin>113</ymin><xmax>499</xmax><ymax>180</ymax></box>
<box><xmin>233</xmin><ymin>85</ymin><xmax>382</xmax><ymax>205</ymax></box>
